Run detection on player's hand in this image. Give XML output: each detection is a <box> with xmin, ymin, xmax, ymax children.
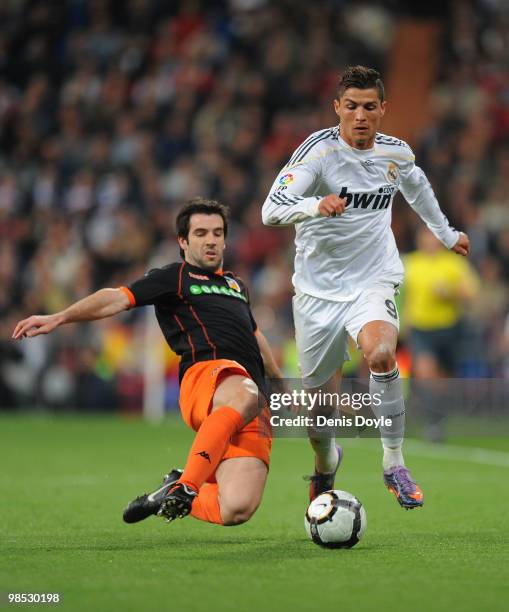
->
<box><xmin>451</xmin><ymin>232</ymin><xmax>470</xmax><ymax>256</ymax></box>
<box><xmin>12</xmin><ymin>314</ymin><xmax>63</xmax><ymax>339</ymax></box>
<box><xmin>318</xmin><ymin>194</ymin><xmax>346</xmax><ymax>218</ymax></box>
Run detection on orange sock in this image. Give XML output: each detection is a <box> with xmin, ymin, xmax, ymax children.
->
<box><xmin>179</xmin><ymin>406</ymin><xmax>244</xmax><ymax>493</ymax></box>
<box><xmin>191</xmin><ymin>484</ymin><xmax>223</xmax><ymax>524</ymax></box>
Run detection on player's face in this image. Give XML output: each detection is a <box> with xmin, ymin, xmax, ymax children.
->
<box><xmin>179</xmin><ymin>213</ymin><xmax>226</xmax><ymax>271</ymax></box>
<box><xmin>334</xmin><ymin>87</ymin><xmax>386</xmax><ymax>150</ymax></box>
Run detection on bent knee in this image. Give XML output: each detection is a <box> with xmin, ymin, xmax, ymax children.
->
<box><xmin>221</xmin><ymin>501</ymin><xmax>259</xmax><ymax>526</ymax></box>
<box><xmin>366</xmin><ymin>347</ymin><xmax>396</xmax><ymax>373</ymax></box>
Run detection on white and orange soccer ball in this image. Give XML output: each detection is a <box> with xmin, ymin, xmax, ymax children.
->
<box><xmin>304</xmin><ymin>490</ymin><xmax>367</xmax><ymax>549</ymax></box>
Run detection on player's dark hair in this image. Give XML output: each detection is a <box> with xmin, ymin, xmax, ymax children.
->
<box><xmin>176</xmin><ymin>197</ymin><xmax>230</xmax><ymax>259</ymax></box>
<box><xmin>337</xmin><ymin>66</ymin><xmax>385</xmax><ymax>102</ymax></box>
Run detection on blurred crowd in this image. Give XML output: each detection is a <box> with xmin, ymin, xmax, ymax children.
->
<box><xmin>0</xmin><ymin>0</ymin><xmax>508</xmax><ymax>411</ymax></box>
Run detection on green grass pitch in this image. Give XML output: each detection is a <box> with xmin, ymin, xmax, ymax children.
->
<box><xmin>1</xmin><ymin>415</ymin><xmax>508</xmax><ymax>611</ymax></box>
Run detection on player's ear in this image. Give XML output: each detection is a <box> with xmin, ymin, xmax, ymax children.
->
<box><xmin>380</xmin><ymin>100</ymin><xmax>387</xmax><ymax>117</ymax></box>
<box><xmin>177</xmin><ymin>236</ymin><xmax>188</xmax><ymax>251</ymax></box>
<box><xmin>333</xmin><ymin>98</ymin><xmax>341</xmax><ymax>117</ymax></box>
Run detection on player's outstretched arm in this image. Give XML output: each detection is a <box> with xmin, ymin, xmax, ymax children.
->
<box><xmin>254</xmin><ymin>329</ymin><xmax>283</xmax><ymax>379</ymax></box>
<box><xmin>400</xmin><ymin>161</ymin><xmax>461</xmax><ymax>250</ymax></box>
<box><xmin>451</xmin><ymin>231</ymin><xmax>470</xmax><ymax>257</ymax></box>
<box><xmin>12</xmin><ymin>288</ymin><xmax>131</xmax><ymax>340</ymax></box>
<box><xmin>254</xmin><ymin>329</ymin><xmax>290</xmax><ymax>400</ymax></box>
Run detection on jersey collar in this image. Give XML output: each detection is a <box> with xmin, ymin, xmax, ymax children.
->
<box><xmin>337</xmin><ymin>131</ymin><xmax>376</xmax><ymax>154</ymax></box>
<box><xmin>185</xmin><ymin>262</ymin><xmax>224</xmax><ymax>277</ymax></box>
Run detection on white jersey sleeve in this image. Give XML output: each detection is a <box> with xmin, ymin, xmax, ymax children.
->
<box><xmin>261</xmin><ymin>130</ymin><xmax>329</xmax><ymax>225</ymax></box>
<box><xmin>399</xmin><ymin>156</ymin><xmax>459</xmax><ymax>249</ymax></box>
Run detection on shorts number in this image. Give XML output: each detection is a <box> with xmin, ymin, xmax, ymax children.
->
<box><xmin>385</xmin><ymin>299</ymin><xmax>398</xmax><ymax>320</ymax></box>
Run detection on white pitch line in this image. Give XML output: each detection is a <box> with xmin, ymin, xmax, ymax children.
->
<box><xmin>277</xmin><ymin>436</ymin><xmax>509</xmax><ymax>467</ymax></box>
<box><xmin>403</xmin><ymin>440</ymin><xmax>509</xmax><ymax>468</ymax></box>
<box><xmin>333</xmin><ymin>437</ymin><xmax>509</xmax><ymax>468</ymax></box>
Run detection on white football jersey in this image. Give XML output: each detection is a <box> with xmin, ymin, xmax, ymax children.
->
<box><xmin>262</xmin><ymin>126</ymin><xmax>459</xmax><ymax>301</ymax></box>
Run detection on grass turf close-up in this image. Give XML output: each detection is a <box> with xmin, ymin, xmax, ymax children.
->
<box><xmin>1</xmin><ymin>415</ymin><xmax>508</xmax><ymax>611</ymax></box>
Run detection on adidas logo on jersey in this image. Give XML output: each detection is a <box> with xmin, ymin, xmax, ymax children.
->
<box><xmin>339</xmin><ymin>185</ymin><xmax>397</xmax><ymax>210</ymax></box>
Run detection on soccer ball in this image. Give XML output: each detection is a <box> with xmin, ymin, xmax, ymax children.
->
<box><xmin>304</xmin><ymin>489</ymin><xmax>367</xmax><ymax>548</ymax></box>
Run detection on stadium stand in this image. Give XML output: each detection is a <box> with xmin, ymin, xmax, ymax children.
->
<box><xmin>0</xmin><ymin>0</ymin><xmax>507</xmax><ymax>411</ymax></box>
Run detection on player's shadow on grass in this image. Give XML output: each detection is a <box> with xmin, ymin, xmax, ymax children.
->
<box><xmin>174</xmin><ymin>541</ymin><xmax>378</xmax><ymax>560</ymax></box>
<box><xmin>5</xmin><ymin>537</ymin><xmax>375</xmax><ymax>556</ymax></box>
<box><xmin>69</xmin><ymin>537</ymin><xmax>381</xmax><ymax>557</ymax></box>
<box><xmin>15</xmin><ymin>531</ymin><xmax>500</xmax><ymax>556</ymax></box>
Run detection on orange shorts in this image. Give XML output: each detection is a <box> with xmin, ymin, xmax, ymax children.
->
<box><xmin>179</xmin><ymin>359</ymin><xmax>272</xmax><ymax>469</ymax></box>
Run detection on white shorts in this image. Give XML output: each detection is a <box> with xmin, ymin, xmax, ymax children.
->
<box><xmin>293</xmin><ymin>285</ymin><xmax>400</xmax><ymax>388</ymax></box>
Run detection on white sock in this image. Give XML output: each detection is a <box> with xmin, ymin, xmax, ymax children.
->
<box><xmin>309</xmin><ymin>437</ymin><xmax>338</xmax><ymax>474</ymax></box>
<box><xmin>369</xmin><ymin>366</ymin><xmax>406</xmax><ymax>471</ymax></box>
<box><xmin>382</xmin><ymin>445</ymin><xmax>404</xmax><ymax>470</ymax></box>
